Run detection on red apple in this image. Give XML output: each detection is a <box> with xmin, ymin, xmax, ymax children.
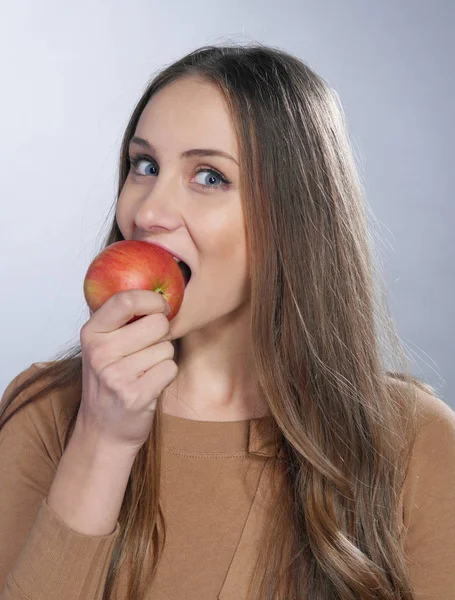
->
<box><xmin>83</xmin><ymin>240</ymin><xmax>188</xmax><ymax>323</ymax></box>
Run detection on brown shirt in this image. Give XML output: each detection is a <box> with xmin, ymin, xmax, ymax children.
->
<box><xmin>0</xmin><ymin>362</ymin><xmax>455</xmax><ymax>600</ymax></box>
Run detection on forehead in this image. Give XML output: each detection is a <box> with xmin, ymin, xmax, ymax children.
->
<box><xmin>135</xmin><ymin>77</ymin><xmax>238</xmax><ymax>157</ymax></box>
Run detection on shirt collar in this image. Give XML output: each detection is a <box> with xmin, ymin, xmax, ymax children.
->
<box><xmin>248</xmin><ymin>416</ymin><xmax>281</xmax><ymax>457</ymax></box>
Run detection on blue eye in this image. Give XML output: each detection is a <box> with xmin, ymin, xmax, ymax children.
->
<box><xmin>194</xmin><ymin>169</ymin><xmax>224</xmax><ymax>189</ymax></box>
<box><xmin>129</xmin><ymin>155</ymin><xmax>157</xmax><ymax>177</ymax></box>
<box><xmin>128</xmin><ymin>154</ymin><xmax>231</xmax><ymax>191</ymax></box>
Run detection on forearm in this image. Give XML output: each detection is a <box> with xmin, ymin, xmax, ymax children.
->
<box><xmin>47</xmin><ymin>419</ymin><xmax>137</xmax><ymax>537</ymax></box>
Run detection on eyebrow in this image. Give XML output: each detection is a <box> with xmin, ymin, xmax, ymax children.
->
<box><xmin>128</xmin><ymin>136</ymin><xmax>239</xmax><ymax>167</ymax></box>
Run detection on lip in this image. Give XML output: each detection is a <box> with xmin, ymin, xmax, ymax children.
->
<box><xmin>139</xmin><ymin>240</ymin><xmax>192</xmax><ymax>272</ymax></box>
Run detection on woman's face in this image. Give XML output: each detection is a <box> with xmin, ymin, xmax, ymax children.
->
<box><xmin>116</xmin><ymin>76</ymin><xmax>250</xmax><ymax>338</ymax></box>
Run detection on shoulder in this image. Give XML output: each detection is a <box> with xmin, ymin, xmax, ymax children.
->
<box><xmin>415</xmin><ymin>384</ymin><xmax>455</xmax><ymax>428</ymax></box>
<box><xmin>406</xmin><ymin>381</ymin><xmax>455</xmax><ymax>452</ymax></box>
<box><xmin>386</xmin><ymin>375</ymin><xmax>455</xmax><ymax>439</ymax></box>
<box><xmin>389</xmin><ymin>381</ymin><xmax>455</xmax><ymax>593</ymax></box>
<box><xmin>394</xmin><ymin>376</ymin><xmax>455</xmax><ymax>474</ymax></box>
<box><xmin>1</xmin><ymin>362</ymin><xmax>81</xmax><ymax>461</ymax></box>
<box><xmin>414</xmin><ymin>383</ymin><xmax>455</xmax><ymax>468</ymax></box>
<box><xmin>398</xmin><ymin>380</ymin><xmax>455</xmax><ymax>525</ymax></box>
<box><xmin>1</xmin><ymin>363</ymin><xmax>45</xmax><ymax>417</ymax></box>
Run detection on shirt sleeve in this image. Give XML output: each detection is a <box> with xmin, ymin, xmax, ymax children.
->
<box><xmin>402</xmin><ymin>389</ymin><xmax>455</xmax><ymax>600</ymax></box>
<box><xmin>0</xmin><ymin>364</ymin><xmax>121</xmax><ymax>600</ymax></box>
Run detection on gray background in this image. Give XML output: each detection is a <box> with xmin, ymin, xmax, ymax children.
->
<box><xmin>1</xmin><ymin>1</ymin><xmax>453</xmax><ymax>406</ymax></box>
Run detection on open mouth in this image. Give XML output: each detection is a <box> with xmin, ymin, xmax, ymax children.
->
<box><xmin>177</xmin><ymin>260</ymin><xmax>192</xmax><ymax>287</ymax></box>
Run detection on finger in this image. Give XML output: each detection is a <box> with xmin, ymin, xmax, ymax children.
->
<box><xmin>132</xmin><ymin>359</ymin><xmax>179</xmax><ymax>407</ymax></box>
<box><xmin>107</xmin><ymin>340</ymin><xmax>176</xmax><ymax>384</ymax></box>
<box><xmin>101</xmin><ymin>314</ymin><xmax>171</xmax><ymax>366</ymax></box>
<box><xmin>89</xmin><ymin>290</ymin><xmax>169</xmax><ymax>335</ymax></box>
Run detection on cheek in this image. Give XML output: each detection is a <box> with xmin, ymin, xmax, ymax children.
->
<box><xmin>115</xmin><ymin>196</ymin><xmax>132</xmax><ymax>238</ymax></box>
<box><xmin>115</xmin><ymin>206</ymin><xmax>125</xmax><ymax>237</ymax></box>
<box><xmin>212</xmin><ymin>223</ymin><xmax>245</xmax><ymax>263</ymax></box>
<box><xmin>213</xmin><ymin>234</ymin><xmax>249</xmax><ymax>284</ymax></box>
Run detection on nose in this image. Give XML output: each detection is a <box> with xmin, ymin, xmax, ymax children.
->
<box><xmin>133</xmin><ymin>174</ymin><xmax>181</xmax><ymax>232</ymax></box>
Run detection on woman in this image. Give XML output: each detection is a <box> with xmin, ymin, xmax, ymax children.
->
<box><xmin>1</xmin><ymin>43</ymin><xmax>454</xmax><ymax>600</ymax></box>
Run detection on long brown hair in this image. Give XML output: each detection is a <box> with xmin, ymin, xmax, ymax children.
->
<box><xmin>0</xmin><ymin>42</ymin><xmax>438</xmax><ymax>599</ymax></box>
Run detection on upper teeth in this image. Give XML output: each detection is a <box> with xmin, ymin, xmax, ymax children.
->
<box><xmin>173</xmin><ymin>256</ymin><xmax>182</xmax><ymax>263</ymax></box>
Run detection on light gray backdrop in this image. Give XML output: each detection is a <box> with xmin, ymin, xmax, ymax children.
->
<box><xmin>1</xmin><ymin>1</ymin><xmax>453</xmax><ymax>406</ymax></box>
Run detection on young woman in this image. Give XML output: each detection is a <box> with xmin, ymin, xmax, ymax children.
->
<box><xmin>1</xmin><ymin>43</ymin><xmax>454</xmax><ymax>600</ymax></box>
